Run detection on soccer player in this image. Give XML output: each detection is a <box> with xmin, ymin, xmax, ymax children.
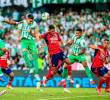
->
<box><xmin>89</xmin><ymin>39</ymin><xmax>110</xmax><ymax>95</ymax></box>
<box><xmin>39</xmin><ymin>25</ymin><xmax>71</xmax><ymax>93</ymax></box>
<box><xmin>17</xmin><ymin>14</ymin><xmax>40</xmax><ymax>89</ymax></box>
<box><xmin>0</xmin><ymin>19</ymin><xmax>10</xmax><ymax>82</ymax></box>
<box><xmin>61</xmin><ymin>28</ymin><xmax>94</xmax><ymax>85</ymax></box>
<box><xmin>0</xmin><ymin>50</ymin><xmax>14</xmax><ymax>89</ymax></box>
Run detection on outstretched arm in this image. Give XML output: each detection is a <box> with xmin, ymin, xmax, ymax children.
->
<box><xmin>3</xmin><ymin>19</ymin><xmax>19</xmax><ymax>25</ymax></box>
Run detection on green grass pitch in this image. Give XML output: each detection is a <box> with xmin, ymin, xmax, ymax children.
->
<box><xmin>0</xmin><ymin>88</ymin><xmax>110</xmax><ymax>100</ymax></box>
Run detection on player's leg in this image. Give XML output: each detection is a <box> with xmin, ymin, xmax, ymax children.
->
<box><xmin>62</xmin><ymin>54</ymin><xmax>75</xmax><ymax>83</ymax></box>
<box><xmin>20</xmin><ymin>40</ymin><xmax>33</xmax><ymax>69</ymax></box>
<box><xmin>28</xmin><ymin>41</ymin><xmax>40</xmax><ymax>89</ymax></box>
<box><xmin>104</xmin><ymin>67</ymin><xmax>110</xmax><ymax>92</ymax></box>
<box><xmin>58</xmin><ymin>52</ymin><xmax>72</xmax><ymax>93</ymax></box>
<box><xmin>91</xmin><ymin>67</ymin><xmax>105</xmax><ymax>95</ymax></box>
<box><xmin>94</xmin><ymin>67</ymin><xmax>110</xmax><ymax>95</ymax></box>
<box><xmin>80</xmin><ymin>55</ymin><xmax>94</xmax><ymax>84</ymax></box>
<box><xmin>41</xmin><ymin>54</ymin><xmax>58</xmax><ymax>87</ymax></box>
<box><xmin>1</xmin><ymin>68</ymin><xmax>14</xmax><ymax>89</ymax></box>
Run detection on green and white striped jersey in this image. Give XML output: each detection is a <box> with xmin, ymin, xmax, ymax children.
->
<box><xmin>71</xmin><ymin>34</ymin><xmax>86</xmax><ymax>55</ymax></box>
<box><xmin>18</xmin><ymin>20</ymin><xmax>39</xmax><ymax>40</ymax></box>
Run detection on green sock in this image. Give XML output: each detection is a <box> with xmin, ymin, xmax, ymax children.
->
<box><xmin>85</xmin><ymin>67</ymin><xmax>93</xmax><ymax>79</ymax></box>
<box><xmin>62</xmin><ymin>68</ymin><xmax>68</xmax><ymax>79</ymax></box>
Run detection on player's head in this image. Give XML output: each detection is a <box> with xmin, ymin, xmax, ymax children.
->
<box><xmin>25</xmin><ymin>13</ymin><xmax>34</xmax><ymax>24</ymax></box>
<box><xmin>102</xmin><ymin>39</ymin><xmax>109</xmax><ymax>48</ymax></box>
<box><xmin>75</xmin><ymin>28</ymin><xmax>83</xmax><ymax>38</ymax></box>
<box><xmin>48</xmin><ymin>25</ymin><xmax>55</xmax><ymax>33</ymax></box>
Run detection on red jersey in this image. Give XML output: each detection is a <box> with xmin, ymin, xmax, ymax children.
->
<box><xmin>40</xmin><ymin>32</ymin><xmax>62</xmax><ymax>55</ymax></box>
<box><xmin>91</xmin><ymin>45</ymin><xmax>109</xmax><ymax>68</ymax></box>
<box><xmin>0</xmin><ymin>51</ymin><xmax>9</xmax><ymax>69</ymax></box>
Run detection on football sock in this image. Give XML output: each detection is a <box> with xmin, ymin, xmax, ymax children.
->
<box><xmin>98</xmin><ymin>77</ymin><xmax>105</xmax><ymax>89</ymax></box>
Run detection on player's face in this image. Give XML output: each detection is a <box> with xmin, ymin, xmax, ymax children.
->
<box><xmin>76</xmin><ymin>31</ymin><xmax>82</xmax><ymax>38</ymax></box>
<box><xmin>103</xmin><ymin>41</ymin><xmax>109</xmax><ymax>48</ymax></box>
<box><xmin>27</xmin><ymin>18</ymin><xmax>33</xmax><ymax>24</ymax></box>
<box><xmin>49</xmin><ymin>29</ymin><xmax>55</xmax><ymax>35</ymax></box>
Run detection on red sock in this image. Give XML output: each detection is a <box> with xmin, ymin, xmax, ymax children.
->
<box><xmin>8</xmin><ymin>77</ymin><xmax>13</xmax><ymax>86</ymax></box>
<box><xmin>98</xmin><ymin>77</ymin><xmax>105</xmax><ymax>89</ymax></box>
<box><xmin>105</xmin><ymin>76</ymin><xmax>110</xmax><ymax>89</ymax></box>
<box><xmin>46</xmin><ymin>67</ymin><xmax>54</xmax><ymax>80</ymax></box>
<box><xmin>67</xmin><ymin>65</ymin><xmax>72</xmax><ymax>76</ymax></box>
<box><xmin>107</xmin><ymin>76</ymin><xmax>110</xmax><ymax>82</ymax></box>
<box><xmin>63</xmin><ymin>80</ymin><xmax>66</xmax><ymax>88</ymax></box>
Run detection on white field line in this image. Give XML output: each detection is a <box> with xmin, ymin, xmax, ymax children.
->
<box><xmin>39</xmin><ymin>94</ymin><xmax>110</xmax><ymax>100</ymax></box>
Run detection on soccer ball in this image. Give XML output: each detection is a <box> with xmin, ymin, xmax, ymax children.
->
<box><xmin>76</xmin><ymin>84</ymin><xmax>80</xmax><ymax>88</ymax></box>
<box><xmin>42</xmin><ymin>12</ymin><xmax>49</xmax><ymax>21</ymax></box>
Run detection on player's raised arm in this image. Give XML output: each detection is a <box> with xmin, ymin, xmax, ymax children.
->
<box><xmin>16</xmin><ymin>23</ymin><xmax>22</xmax><ymax>42</ymax></box>
<box><xmin>89</xmin><ymin>45</ymin><xmax>98</xmax><ymax>49</ymax></box>
<box><xmin>3</xmin><ymin>18</ymin><xmax>19</xmax><ymax>25</ymax></box>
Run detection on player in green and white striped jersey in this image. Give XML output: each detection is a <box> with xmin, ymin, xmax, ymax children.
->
<box><xmin>62</xmin><ymin>28</ymin><xmax>95</xmax><ymax>84</ymax></box>
<box><xmin>17</xmin><ymin>14</ymin><xmax>40</xmax><ymax>89</ymax></box>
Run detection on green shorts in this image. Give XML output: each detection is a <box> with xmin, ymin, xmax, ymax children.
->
<box><xmin>20</xmin><ymin>39</ymin><xmax>37</xmax><ymax>53</ymax></box>
<box><xmin>68</xmin><ymin>54</ymin><xmax>86</xmax><ymax>63</ymax></box>
<box><xmin>0</xmin><ymin>39</ymin><xmax>5</xmax><ymax>57</ymax></box>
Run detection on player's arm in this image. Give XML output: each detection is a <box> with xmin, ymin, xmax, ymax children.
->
<box><xmin>89</xmin><ymin>45</ymin><xmax>102</xmax><ymax>50</ymax></box>
<box><xmin>64</xmin><ymin>39</ymin><xmax>73</xmax><ymax>46</ymax></box>
<box><xmin>89</xmin><ymin>45</ymin><xmax>98</xmax><ymax>49</ymax></box>
<box><xmin>89</xmin><ymin>45</ymin><xmax>105</xmax><ymax>54</ymax></box>
<box><xmin>16</xmin><ymin>24</ymin><xmax>22</xmax><ymax>42</ymax></box>
<box><xmin>3</xmin><ymin>19</ymin><xmax>19</xmax><ymax>25</ymax></box>
<box><xmin>16</xmin><ymin>30</ymin><xmax>21</xmax><ymax>42</ymax></box>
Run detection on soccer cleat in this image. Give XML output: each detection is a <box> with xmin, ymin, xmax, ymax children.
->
<box><xmin>96</xmin><ymin>87</ymin><xmax>101</xmax><ymax>95</ymax></box>
<box><xmin>64</xmin><ymin>88</ymin><xmax>71</xmax><ymax>93</ymax></box>
<box><xmin>58</xmin><ymin>80</ymin><xmax>66</xmax><ymax>87</ymax></box>
<box><xmin>6</xmin><ymin>85</ymin><xmax>14</xmax><ymax>89</ymax></box>
<box><xmin>90</xmin><ymin>80</ymin><xmax>95</xmax><ymax>84</ymax></box>
<box><xmin>104</xmin><ymin>88</ymin><xmax>110</xmax><ymax>92</ymax></box>
<box><xmin>0</xmin><ymin>90</ymin><xmax>7</xmax><ymax>96</ymax></box>
<box><xmin>68</xmin><ymin>76</ymin><xmax>74</xmax><ymax>84</ymax></box>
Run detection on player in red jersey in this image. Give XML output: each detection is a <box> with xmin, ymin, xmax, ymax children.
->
<box><xmin>39</xmin><ymin>25</ymin><xmax>72</xmax><ymax>93</ymax></box>
<box><xmin>0</xmin><ymin>51</ymin><xmax>14</xmax><ymax>89</ymax></box>
<box><xmin>89</xmin><ymin>39</ymin><xmax>110</xmax><ymax>95</ymax></box>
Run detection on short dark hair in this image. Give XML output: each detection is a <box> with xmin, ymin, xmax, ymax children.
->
<box><xmin>49</xmin><ymin>25</ymin><xmax>55</xmax><ymax>30</ymax></box>
<box><xmin>76</xmin><ymin>28</ymin><xmax>82</xmax><ymax>32</ymax></box>
<box><xmin>26</xmin><ymin>13</ymin><xmax>34</xmax><ymax>19</ymax></box>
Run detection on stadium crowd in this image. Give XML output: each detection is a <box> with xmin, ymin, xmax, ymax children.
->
<box><xmin>0</xmin><ymin>8</ymin><xmax>110</xmax><ymax>70</ymax></box>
